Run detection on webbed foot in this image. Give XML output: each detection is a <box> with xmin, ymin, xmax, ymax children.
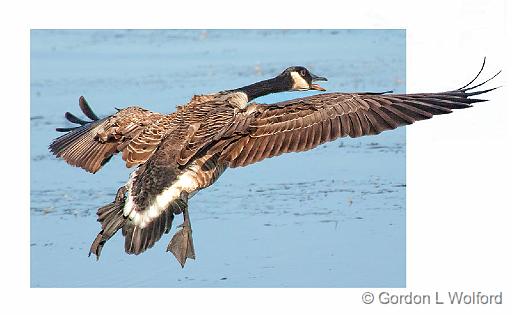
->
<box><xmin>167</xmin><ymin>223</ymin><xmax>195</xmax><ymax>267</ymax></box>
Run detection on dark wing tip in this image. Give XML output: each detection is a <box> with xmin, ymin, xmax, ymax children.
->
<box><xmin>361</xmin><ymin>90</ymin><xmax>394</xmax><ymax>95</ymax></box>
<box><xmin>463</xmin><ymin>70</ymin><xmax>502</xmax><ymax>92</ymax></box>
<box><xmin>79</xmin><ymin>96</ymin><xmax>100</xmax><ymax>121</ymax></box>
<box><xmin>65</xmin><ymin>111</ymin><xmax>90</xmax><ymax>125</ymax></box>
<box><xmin>458</xmin><ymin>57</ymin><xmax>486</xmax><ymax>90</ymax></box>
<box><xmin>55</xmin><ymin>127</ymin><xmax>77</xmax><ymax>132</ymax></box>
<box><xmin>449</xmin><ymin>59</ymin><xmax>501</xmax><ymax>103</ymax></box>
<box><xmin>55</xmin><ymin>96</ymin><xmax>102</xmax><ymax>133</ymax></box>
<box><xmin>458</xmin><ymin>58</ymin><xmax>501</xmax><ymax>92</ymax></box>
<box><xmin>465</xmin><ymin>85</ymin><xmax>501</xmax><ymax>97</ymax></box>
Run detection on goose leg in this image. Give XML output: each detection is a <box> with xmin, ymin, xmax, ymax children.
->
<box><xmin>167</xmin><ymin>194</ymin><xmax>195</xmax><ymax>267</ymax></box>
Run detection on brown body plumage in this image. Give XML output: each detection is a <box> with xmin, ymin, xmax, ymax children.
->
<box><xmin>49</xmin><ymin>63</ymin><xmax>499</xmax><ymax>267</ymax></box>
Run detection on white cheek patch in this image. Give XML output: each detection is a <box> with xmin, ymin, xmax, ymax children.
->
<box><xmin>290</xmin><ymin>71</ymin><xmax>310</xmax><ymax>90</ymax></box>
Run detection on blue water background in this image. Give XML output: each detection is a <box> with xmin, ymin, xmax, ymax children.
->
<box><xmin>30</xmin><ymin>30</ymin><xmax>405</xmax><ymax>287</ymax></box>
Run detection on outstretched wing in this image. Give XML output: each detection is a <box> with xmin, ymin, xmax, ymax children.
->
<box><xmin>49</xmin><ymin>96</ymin><xmax>173</xmax><ymax>173</ymax></box>
<box><xmin>218</xmin><ymin>70</ymin><xmax>500</xmax><ymax>168</ymax></box>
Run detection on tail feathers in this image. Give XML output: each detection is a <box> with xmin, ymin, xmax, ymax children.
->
<box><xmin>90</xmin><ymin>189</ymin><xmax>188</xmax><ymax>258</ymax></box>
<box><xmin>122</xmin><ymin>198</ymin><xmax>187</xmax><ymax>255</ymax></box>
<box><xmin>89</xmin><ymin>187</ymin><xmax>127</xmax><ymax>260</ymax></box>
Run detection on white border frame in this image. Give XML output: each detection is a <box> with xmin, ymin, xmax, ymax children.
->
<box><xmin>2</xmin><ymin>0</ymin><xmax>510</xmax><ymax>316</ymax></box>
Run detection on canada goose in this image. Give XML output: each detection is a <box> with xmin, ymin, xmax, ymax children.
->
<box><xmin>49</xmin><ymin>62</ymin><xmax>499</xmax><ymax>267</ymax></box>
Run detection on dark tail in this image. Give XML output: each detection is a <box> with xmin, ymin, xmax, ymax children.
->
<box><xmin>89</xmin><ymin>187</ymin><xmax>128</xmax><ymax>260</ymax></box>
<box><xmin>90</xmin><ymin>183</ymin><xmax>188</xmax><ymax>259</ymax></box>
<box><xmin>121</xmin><ymin>201</ymin><xmax>181</xmax><ymax>256</ymax></box>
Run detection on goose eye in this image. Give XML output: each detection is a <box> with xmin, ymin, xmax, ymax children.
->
<box><xmin>300</xmin><ymin>70</ymin><xmax>306</xmax><ymax>76</ymax></box>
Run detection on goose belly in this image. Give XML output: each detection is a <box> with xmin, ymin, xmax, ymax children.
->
<box><xmin>123</xmin><ymin>155</ymin><xmax>226</xmax><ymax>227</ymax></box>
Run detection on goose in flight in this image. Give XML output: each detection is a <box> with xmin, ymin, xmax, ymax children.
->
<box><xmin>49</xmin><ymin>62</ymin><xmax>498</xmax><ymax>267</ymax></box>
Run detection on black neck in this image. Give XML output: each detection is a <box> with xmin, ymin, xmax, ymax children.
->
<box><xmin>233</xmin><ymin>75</ymin><xmax>292</xmax><ymax>101</ymax></box>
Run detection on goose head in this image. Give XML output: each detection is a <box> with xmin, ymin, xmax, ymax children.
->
<box><xmin>280</xmin><ymin>66</ymin><xmax>328</xmax><ymax>91</ymax></box>
<box><xmin>232</xmin><ymin>66</ymin><xmax>328</xmax><ymax>102</ymax></box>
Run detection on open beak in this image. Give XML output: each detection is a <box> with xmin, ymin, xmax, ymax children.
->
<box><xmin>310</xmin><ymin>73</ymin><xmax>328</xmax><ymax>91</ymax></box>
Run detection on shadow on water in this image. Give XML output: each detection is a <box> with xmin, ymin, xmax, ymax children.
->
<box><xmin>30</xmin><ymin>29</ymin><xmax>406</xmax><ymax>287</ymax></box>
